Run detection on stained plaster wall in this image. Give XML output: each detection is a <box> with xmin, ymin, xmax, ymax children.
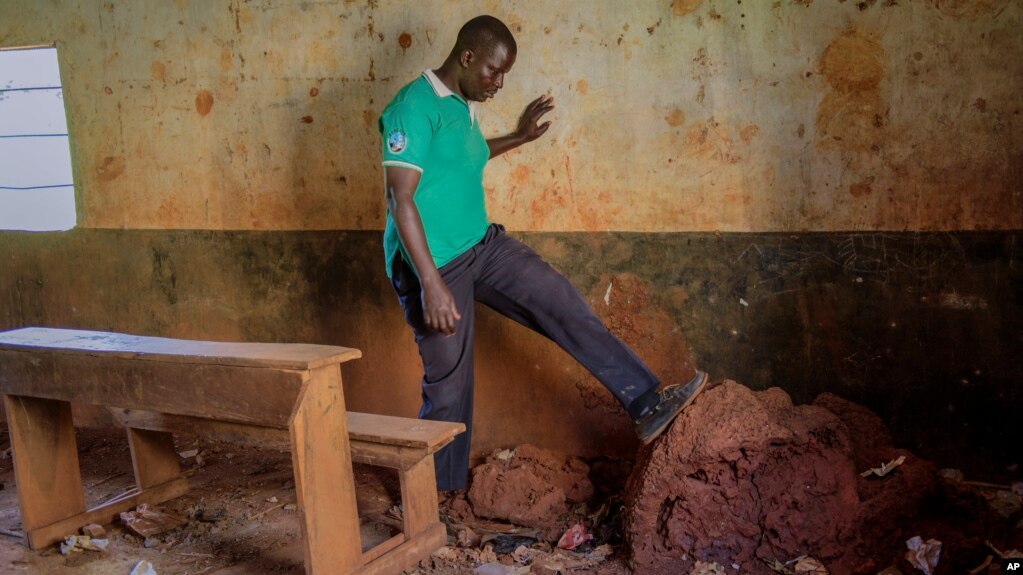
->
<box><xmin>1</xmin><ymin>0</ymin><xmax>1021</xmax><ymax>469</ymax></box>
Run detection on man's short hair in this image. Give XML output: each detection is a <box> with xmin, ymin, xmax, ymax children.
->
<box><xmin>454</xmin><ymin>15</ymin><xmax>517</xmax><ymax>57</ymax></box>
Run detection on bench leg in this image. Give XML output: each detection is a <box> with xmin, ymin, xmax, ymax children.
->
<box><xmin>3</xmin><ymin>395</ymin><xmax>86</xmax><ymax>548</ymax></box>
<box><xmin>127</xmin><ymin>428</ymin><xmax>182</xmax><ymax>489</ymax></box>
<box><xmin>400</xmin><ymin>456</ymin><xmax>440</xmax><ymax>538</ymax></box>
<box><xmin>290</xmin><ymin>364</ymin><xmax>362</xmax><ymax>575</ymax></box>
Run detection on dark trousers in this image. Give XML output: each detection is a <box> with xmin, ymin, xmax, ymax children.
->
<box><xmin>391</xmin><ymin>224</ymin><xmax>659</xmax><ymax>491</ymax></box>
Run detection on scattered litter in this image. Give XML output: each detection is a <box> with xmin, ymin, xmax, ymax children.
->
<box><xmin>985</xmin><ymin>489</ymin><xmax>1022</xmax><ymax>517</ymax></box>
<box><xmin>938</xmin><ymin>468</ymin><xmax>964</xmax><ymax>482</ymax></box>
<box><xmin>860</xmin><ymin>455</ymin><xmax>907</xmax><ymax>478</ymax></box>
<box><xmin>81</xmin><ymin>523</ymin><xmax>106</xmax><ymax>538</ymax></box>
<box><xmin>793</xmin><ymin>557</ymin><xmax>828</xmax><ymax>574</ymax></box>
<box><xmin>556</xmin><ymin>523</ymin><xmax>593</xmax><ymax>550</ymax></box>
<box><xmin>692</xmin><ymin>561</ymin><xmax>728</xmax><ymax>575</ymax></box>
<box><xmin>129</xmin><ymin>559</ymin><xmax>158</xmax><ymax>575</ymax></box>
<box><xmin>513</xmin><ymin>546</ymin><xmax>611</xmax><ymax>572</ymax></box>
<box><xmin>495</xmin><ymin>449</ymin><xmax>516</xmax><ymax>461</ymax></box>
<box><xmin>474</xmin><ymin>562</ymin><xmax>529</xmax><ymax>575</ymax></box>
<box><xmin>905</xmin><ymin>536</ymin><xmax>941</xmax><ymax>575</ymax></box>
<box><xmin>480</xmin><ymin>532</ymin><xmax>540</xmax><ymax>552</ymax></box>
<box><xmin>283</xmin><ymin>503</ymin><xmax>297</xmax><ymax>512</ymax></box>
<box><xmin>985</xmin><ymin>540</ymin><xmax>1023</xmax><ymax>559</ymax></box>
<box><xmin>178</xmin><ymin>449</ymin><xmax>199</xmax><ymax>458</ymax></box>
<box><xmin>766</xmin><ymin>555</ymin><xmax>820</xmax><ymax>575</ymax></box>
<box><xmin>120</xmin><ymin>504</ymin><xmax>186</xmax><ymax>537</ymax></box>
<box><xmin>456</xmin><ymin>525</ymin><xmax>481</xmax><ymax>548</ymax></box>
<box><xmin>386</xmin><ymin>504</ymin><xmax>403</xmax><ymax>522</ymax></box>
<box><xmin>60</xmin><ymin>534</ymin><xmax>109</xmax><ymax>554</ymax></box>
<box><xmin>266</xmin><ymin>496</ymin><xmax>279</xmax><ymax>503</ymax></box>
<box><xmin>739</xmin><ymin>298</ymin><xmax>749</xmax><ymax>307</ymax></box>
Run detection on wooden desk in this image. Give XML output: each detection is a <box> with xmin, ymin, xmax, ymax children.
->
<box><xmin>0</xmin><ymin>327</ymin><xmax>463</xmax><ymax>575</ymax></box>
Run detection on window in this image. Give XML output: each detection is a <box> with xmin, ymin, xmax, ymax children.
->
<box><xmin>0</xmin><ymin>45</ymin><xmax>76</xmax><ymax>231</ymax></box>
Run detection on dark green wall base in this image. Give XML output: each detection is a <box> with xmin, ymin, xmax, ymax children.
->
<box><xmin>1</xmin><ymin>229</ymin><xmax>1019</xmax><ymax>477</ymax></box>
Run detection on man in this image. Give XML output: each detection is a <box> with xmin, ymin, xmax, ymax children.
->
<box><xmin>379</xmin><ymin>15</ymin><xmax>708</xmax><ymax>492</ymax></box>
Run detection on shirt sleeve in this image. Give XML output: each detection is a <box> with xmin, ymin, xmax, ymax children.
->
<box><xmin>379</xmin><ymin>100</ymin><xmax>433</xmax><ymax>173</ymax></box>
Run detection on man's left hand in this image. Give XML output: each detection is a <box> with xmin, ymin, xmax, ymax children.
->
<box><xmin>515</xmin><ymin>95</ymin><xmax>555</xmax><ymax>142</ymax></box>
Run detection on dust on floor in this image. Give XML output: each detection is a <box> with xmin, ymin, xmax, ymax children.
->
<box><xmin>0</xmin><ymin>426</ymin><xmax>628</xmax><ymax>575</ymax></box>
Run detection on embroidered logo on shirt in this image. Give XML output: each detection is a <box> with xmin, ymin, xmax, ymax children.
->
<box><xmin>387</xmin><ymin>129</ymin><xmax>407</xmax><ymax>154</ymax></box>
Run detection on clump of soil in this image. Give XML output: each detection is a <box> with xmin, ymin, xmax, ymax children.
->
<box><xmin>623</xmin><ymin>381</ymin><xmax>1013</xmax><ymax>575</ymax></box>
<box><xmin>468</xmin><ymin>444</ymin><xmax>594</xmax><ymax>532</ymax></box>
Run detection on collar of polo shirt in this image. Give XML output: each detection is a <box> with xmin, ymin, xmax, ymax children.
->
<box><xmin>422</xmin><ymin>69</ymin><xmax>479</xmax><ymax>125</ymax></box>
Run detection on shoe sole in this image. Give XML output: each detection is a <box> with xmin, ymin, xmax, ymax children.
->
<box><xmin>640</xmin><ymin>371</ymin><xmax>709</xmax><ymax>445</ymax></box>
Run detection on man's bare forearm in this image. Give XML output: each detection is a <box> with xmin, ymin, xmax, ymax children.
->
<box><xmin>487</xmin><ymin>133</ymin><xmax>530</xmax><ymax>159</ymax></box>
<box><xmin>387</xmin><ymin>191</ymin><xmax>442</xmax><ymax>286</ymax></box>
<box><xmin>384</xmin><ymin>165</ymin><xmax>461</xmax><ymax>334</ymax></box>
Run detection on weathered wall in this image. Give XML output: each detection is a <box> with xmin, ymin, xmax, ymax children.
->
<box><xmin>2</xmin><ymin>0</ymin><xmax>1021</xmax><ymax>231</ymax></box>
<box><xmin>1</xmin><ymin>1</ymin><xmax>1021</xmax><ymax>472</ymax></box>
<box><xmin>2</xmin><ymin>230</ymin><xmax>1020</xmax><ymax>470</ymax></box>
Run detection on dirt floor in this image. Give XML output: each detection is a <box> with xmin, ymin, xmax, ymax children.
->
<box><xmin>0</xmin><ymin>425</ymin><xmax>631</xmax><ymax>575</ymax></box>
<box><xmin>1</xmin><ymin>385</ymin><xmax>1020</xmax><ymax>575</ymax></box>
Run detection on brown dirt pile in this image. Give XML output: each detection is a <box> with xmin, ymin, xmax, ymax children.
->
<box><xmin>623</xmin><ymin>381</ymin><xmax>1009</xmax><ymax>574</ymax></box>
<box><xmin>468</xmin><ymin>444</ymin><xmax>594</xmax><ymax>531</ymax></box>
<box><xmin>624</xmin><ymin>381</ymin><xmax>861</xmax><ymax>573</ymax></box>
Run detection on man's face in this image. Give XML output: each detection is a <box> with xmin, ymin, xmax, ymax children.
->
<box><xmin>460</xmin><ymin>43</ymin><xmax>516</xmax><ymax>102</ymax></box>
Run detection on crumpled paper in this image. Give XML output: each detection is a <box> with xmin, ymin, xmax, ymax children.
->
<box><xmin>793</xmin><ymin>557</ymin><xmax>829</xmax><ymax>574</ymax></box>
<box><xmin>120</xmin><ymin>503</ymin><xmax>186</xmax><ymax>537</ymax></box>
<box><xmin>59</xmin><ymin>534</ymin><xmax>108</xmax><ymax>555</ymax></box>
<box><xmin>861</xmin><ymin>455</ymin><xmax>907</xmax><ymax>478</ymax></box>
<box><xmin>766</xmin><ymin>555</ymin><xmax>829</xmax><ymax>575</ymax></box>
<box><xmin>556</xmin><ymin>523</ymin><xmax>593</xmax><ymax>550</ymax></box>
<box><xmin>130</xmin><ymin>559</ymin><xmax>158</xmax><ymax>575</ymax></box>
<box><xmin>905</xmin><ymin>536</ymin><xmax>941</xmax><ymax>575</ymax></box>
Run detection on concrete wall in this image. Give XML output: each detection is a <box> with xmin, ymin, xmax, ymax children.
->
<box><xmin>3</xmin><ymin>0</ymin><xmax>1020</xmax><ymax>232</ymax></box>
<box><xmin>1</xmin><ymin>1</ymin><xmax>1021</xmax><ymax>471</ymax></box>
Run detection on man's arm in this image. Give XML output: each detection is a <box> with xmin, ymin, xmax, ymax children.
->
<box><xmin>385</xmin><ymin>166</ymin><xmax>462</xmax><ymax>335</ymax></box>
<box><xmin>487</xmin><ymin>95</ymin><xmax>555</xmax><ymax>158</ymax></box>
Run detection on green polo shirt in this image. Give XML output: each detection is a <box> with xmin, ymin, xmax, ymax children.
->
<box><xmin>379</xmin><ymin>70</ymin><xmax>491</xmax><ymax>278</ymax></box>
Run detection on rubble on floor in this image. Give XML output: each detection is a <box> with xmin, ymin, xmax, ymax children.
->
<box><xmin>468</xmin><ymin>444</ymin><xmax>594</xmax><ymax>533</ymax></box>
<box><xmin>1</xmin><ymin>384</ymin><xmax>1020</xmax><ymax>575</ymax></box>
<box><xmin>624</xmin><ymin>380</ymin><xmax>1018</xmax><ymax>575</ymax></box>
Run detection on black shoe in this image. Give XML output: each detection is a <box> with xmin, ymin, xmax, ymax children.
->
<box><xmin>634</xmin><ymin>371</ymin><xmax>709</xmax><ymax>445</ymax></box>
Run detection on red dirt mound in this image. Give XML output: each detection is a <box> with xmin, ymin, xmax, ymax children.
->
<box><xmin>468</xmin><ymin>444</ymin><xmax>594</xmax><ymax>531</ymax></box>
<box><xmin>623</xmin><ymin>381</ymin><xmax>1009</xmax><ymax>574</ymax></box>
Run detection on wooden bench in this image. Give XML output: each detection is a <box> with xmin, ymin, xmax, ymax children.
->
<box><xmin>0</xmin><ymin>327</ymin><xmax>464</xmax><ymax>575</ymax></box>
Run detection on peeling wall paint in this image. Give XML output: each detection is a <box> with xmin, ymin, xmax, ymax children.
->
<box><xmin>1</xmin><ymin>0</ymin><xmax>1020</xmax><ymax>231</ymax></box>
